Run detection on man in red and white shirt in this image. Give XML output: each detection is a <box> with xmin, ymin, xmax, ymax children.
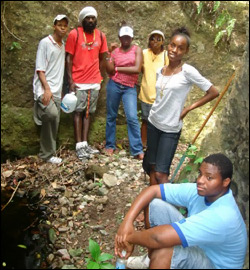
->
<box><xmin>65</xmin><ymin>6</ymin><xmax>108</xmax><ymax>159</ymax></box>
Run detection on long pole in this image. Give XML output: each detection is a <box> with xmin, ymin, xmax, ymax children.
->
<box><xmin>191</xmin><ymin>71</ymin><xmax>236</xmax><ymax>145</ymax></box>
<box><xmin>170</xmin><ymin>71</ymin><xmax>236</xmax><ymax>183</ymax></box>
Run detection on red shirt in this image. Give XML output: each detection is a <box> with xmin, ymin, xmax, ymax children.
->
<box><xmin>65</xmin><ymin>27</ymin><xmax>108</xmax><ymax>84</ymax></box>
<box><xmin>110</xmin><ymin>45</ymin><xmax>139</xmax><ymax>87</ymax></box>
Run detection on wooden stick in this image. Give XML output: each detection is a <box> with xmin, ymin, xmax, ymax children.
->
<box><xmin>191</xmin><ymin>71</ymin><xmax>236</xmax><ymax>145</ymax></box>
<box><xmin>1</xmin><ymin>182</ymin><xmax>21</xmax><ymax>211</ymax></box>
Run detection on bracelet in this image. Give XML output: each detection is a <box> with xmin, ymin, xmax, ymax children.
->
<box><xmin>106</xmin><ymin>57</ymin><xmax>111</xmax><ymax>61</ymax></box>
<box><xmin>115</xmin><ymin>67</ymin><xmax>118</xmax><ymax>72</ymax></box>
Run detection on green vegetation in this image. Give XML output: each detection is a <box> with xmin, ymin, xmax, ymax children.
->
<box><xmin>95</xmin><ymin>178</ymin><xmax>103</xmax><ymax>188</ymax></box>
<box><xmin>9</xmin><ymin>41</ymin><xmax>22</xmax><ymax>50</ymax></box>
<box><xmin>196</xmin><ymin>1</ymin><xmax>236</xmax><ymax>46</ymax></box>
<box><xmin>184</xmin><ymin>145</ymin><xmax>204</xmax><ymax>173</ymax></box>
<box><xmin>85</xmin><ymin>239</ymin><xmax>115</xmax><ymax>269</ymax></box>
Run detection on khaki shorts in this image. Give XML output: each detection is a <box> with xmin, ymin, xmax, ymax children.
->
<box><xmin>75</xmin><ymin>89</ymin><xmax>99</xmax><ymax>113</ymax></box>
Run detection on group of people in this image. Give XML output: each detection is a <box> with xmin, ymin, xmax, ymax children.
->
<box><xmin>32</xmin><ymin>6</ymin><xmax>247</xmax><ymax>269</ymax></box>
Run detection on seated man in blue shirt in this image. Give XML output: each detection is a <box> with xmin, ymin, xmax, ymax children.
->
<box><xmin>115</xmin><ymin>153</ymin><xmax>247</xmax><ymax>269</ymax></box>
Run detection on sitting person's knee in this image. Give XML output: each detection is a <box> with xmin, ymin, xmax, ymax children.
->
<box><xmin>150</xmin><ymin>248</ymin><xmax>173</xmax><ymax>268</ymax></box>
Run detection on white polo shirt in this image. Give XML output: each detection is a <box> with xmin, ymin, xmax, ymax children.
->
<box><xmin>33</xmin><ymin>35</ymin><xmax>65</xmax><ymax>100</ymax></box>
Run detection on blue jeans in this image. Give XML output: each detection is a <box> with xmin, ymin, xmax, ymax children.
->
<box><xmin>105</xmin><ymin>79</ymin><xmax>143</xmax><ymax>156</ymax></box>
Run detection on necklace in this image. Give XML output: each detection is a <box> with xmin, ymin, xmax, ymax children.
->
<box><xmin>150</xmin><ymin>49</ymin><xmax>161</xmax><ymax>62</ymax></box>
<box><xmin>151</xmin><ymin>51</ymin><xmax>157</xmax><ymax>62</ymax></box>
<box><xmin>83</xmin><ymin>30</ymin><xmax>95</xmax><ymax>50</ymax></box>
<box><xmin>160</xmin><ymin>63</ymin><xmax>183</xmax><ymax>99</ymax></box>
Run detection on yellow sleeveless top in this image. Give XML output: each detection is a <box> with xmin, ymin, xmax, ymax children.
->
<box><xmin>139</xmin><ymin>48</ymin><xmax>168</xmax><ymax>104</ymax></box>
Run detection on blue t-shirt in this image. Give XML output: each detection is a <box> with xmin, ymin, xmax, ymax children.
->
<box><xmin>160</xmin><ymin>183</ymin><xmax>247</xmax><ymax>269</ymax></box>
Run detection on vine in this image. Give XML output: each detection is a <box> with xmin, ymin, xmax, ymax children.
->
<box><xmin>1</xmin><ymin>2</ymin><xmax>26</xmax><ymax>43</ymax></box>
<box><xmin>183</xmin><ymin>1</ymin><xmax>237</xmax><ymax>47</ymax></box>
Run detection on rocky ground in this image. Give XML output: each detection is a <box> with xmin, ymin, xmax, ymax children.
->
<box><xmin>1</xmin><ymin>142</ymin><xmax>188</xmax><ymax>269</ymax></box>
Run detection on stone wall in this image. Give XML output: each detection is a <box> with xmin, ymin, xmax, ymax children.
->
<box><xmin>201</xmin><ymin>25</ymin><xmax>249</xmax><ymax>268</ymax></box>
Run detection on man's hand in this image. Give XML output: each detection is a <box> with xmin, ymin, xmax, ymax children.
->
<box><xmin>115</xmin><ymin>239</ymin><xmax>134</xmax><ymax>259</ymax></box>
<box><xmin>42</xmin><ymin>88</ymin><xmax>53</xmax><ymax>106</ymax></box>
<box><xmin>115</xmin><ymin>221</ymin><xmax>135</xmax><ymax>258</ymax></box>
<box><xmin>69</xmin><ymin>82</ymin><xmax>79</xmax><ymax>93</ymax></box>
<box><xmin>109</xmin><ymin>42</ymin><xmax>119</xmax><ymax>52</ymax></box>
<box><xmin>37</xmin><ymin>71</ymin><xmax>53</xmax><ymax>106</ymax></box>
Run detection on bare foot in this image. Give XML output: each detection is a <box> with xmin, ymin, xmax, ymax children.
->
<box><xmin>103</xmin><ymin>148</ymin><xmax>114</xmax><ymax>156</ymax></box>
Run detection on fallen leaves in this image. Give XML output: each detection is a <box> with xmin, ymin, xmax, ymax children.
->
<box><xmin>40</xmin><ymin>188</ymin><xmax>46</xmax><ymax>199</ymax></box>
<box><xmin>2</xmin><ymin>170</ymin><xmax>13</xmax><ymax>178</ymax></box>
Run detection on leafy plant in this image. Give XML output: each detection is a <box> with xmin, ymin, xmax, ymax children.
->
<box><xmin>180</xmin><ymin>179</ymin><xmax>189</xmax><ymax>183</ymax></box>
<box><xmin>85</xmin><ymin>238</ymin><xmax>115</xmax><ymax>269</ymax></box>
<box><xmin>213</xmin><ymin>1</ymin><xmax>221</xmax><ymax>12</ymax></box>
<box><xmin>197</xmin><ymin>2</ymin><xmax>204</xmax><ymax>14</ymax></box>
<box><xmin>95</xmin><ymin>178</ymin><xmax>103</xmax><ymax>187</ymax></box>
<box><xmin>9</xmin><ymin>41</ymin><xmax>22</xmax><ymax>50</ymax></box>
<box><xmin>185</xmin><ymin>144</ymin><xmax>198</xmax><ymax>159</ymax></box>
<box><xmin>194</xmin><ymin>157</ymin><xmax>204</xmax><ymax>164</ymax></box>
<box><xmin>195</xmin><ymin>1</ymin><xmax>236</xmax><ymax>46</ymax></box>
<box><xmin>214</xmin><ymin>9</ymin><xmax>236</xmax><ymax>46</ymax></box>
<box><xmin>184</xmin><ymin>145</ymin><xmax>204</xmax><ymax>172</ymax></box>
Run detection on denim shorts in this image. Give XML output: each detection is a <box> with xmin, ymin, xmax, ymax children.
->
<box><xmin>147</xmin><ymin>122</ymin><xmax>181</xmax><ymax>175</ymax></box>
<box><xmin>75</xmin><ymin>89</ymin><xmax>99</xmax><ymax>113</ymax></box>
<box><xmin>140</xmin><ymin>101</ymin><xmax>152</xmax><ymax>121</ymax></box>
<box><xmin>149</xmin><ymin>199</ymin><xmax>215</xmax><ymax>269</ymax></box>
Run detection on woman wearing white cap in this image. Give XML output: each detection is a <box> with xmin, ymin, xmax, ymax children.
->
<box><xmin>139</xmin><ymin>30</ymin><xmax>168</xmax><ymax>148</ymax></box>
<box><xmin>105</xmin><ymin>25</ymin><xmax>144</xmax><ymax>160</ymax></box>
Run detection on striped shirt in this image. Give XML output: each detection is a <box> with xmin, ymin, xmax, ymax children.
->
<box><xmin>110</xmin><ymin>45</ymin><xmax>139</xmax><ymax>88</ymax></box>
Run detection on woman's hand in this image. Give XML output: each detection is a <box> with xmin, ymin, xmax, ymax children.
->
<box><xmin>180</xmin><ymin>107</ymin><xmax>190</xmax><ymax>120</ymax></box>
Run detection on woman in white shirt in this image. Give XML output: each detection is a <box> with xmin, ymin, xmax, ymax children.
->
<box><xmin>147</xmin><ymin>27</ymin><xmax>219</xmax><ymax>185</ymax></box>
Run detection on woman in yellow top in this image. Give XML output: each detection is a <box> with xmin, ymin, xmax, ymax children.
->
<box><xmin>139</xmin><ymin>30</ymin><xmax>168</xmax><ymax>147</ymax></box>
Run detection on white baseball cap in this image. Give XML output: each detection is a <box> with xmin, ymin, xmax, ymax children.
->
<box><xmin>149</xmin><ymin>30</ymin><xmax>165</xmax><ymax>40</ymax></box>
<box><xmin>79</xmin><ymin>6</ymin><xmax>98</xmax><ymax>23</ymax></box>
<box><xmin>53</xmin><ymin>14</ymin><xmax>69</xmax><ymax>25</ymax></box>
<box><xmin>119</xmin><ymin>26</ymin><xmax>134</xmax><ymax>38</ymax></box>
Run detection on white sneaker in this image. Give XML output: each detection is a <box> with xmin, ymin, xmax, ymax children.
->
<box><xmin>76</xmin><ymin>147</ymin><xmax>90</xmax><ymax>159</ymax></box>
<box><xmin>126</xmin><ymin>254</ymin><xmax>150</xmax><ymax>269</ymax></box>
<box><xmin>84</xmin><ymin>145</ymin><xmax>100</xmax><ymax>155</ymax></box>
<box><xmin>47</xmin><ymin>156</ymin><xmax>62</xmax><ymax>164</ymax></box>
